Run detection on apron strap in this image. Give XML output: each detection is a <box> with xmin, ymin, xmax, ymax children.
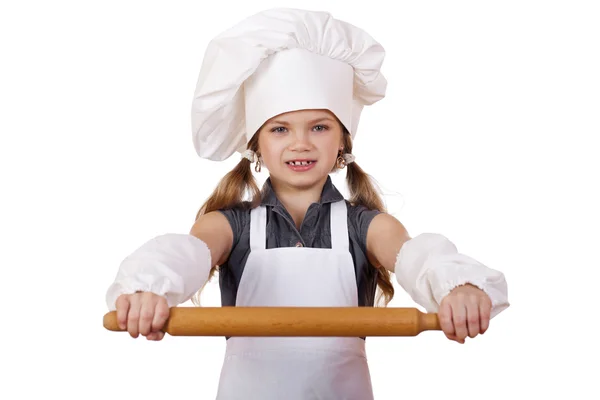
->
<box><xmin>330</xmin><ymin>200</ymin><xmax>349</xmax><ymax>250</ymax></box>
<box><xmin>249</xmin><ymin>206</ymin><xmax>267</xmax><ymax>250</ymax></box>
<box><xmin>250</xmin><ymin>201</ymin><xmax>348</xmax><ymax>250</ymax></box>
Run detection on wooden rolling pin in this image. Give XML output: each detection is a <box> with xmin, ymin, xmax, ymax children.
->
<box><xmin>103</xmin><ymin>307</ymin><xmax>441</xmax><ymax>336</ymax></box>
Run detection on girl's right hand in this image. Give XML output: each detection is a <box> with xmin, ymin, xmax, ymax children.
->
<box><xmin>115</xmin><ymin>292</ymin><xmax>170</xmax><ymax>341</ymax></box>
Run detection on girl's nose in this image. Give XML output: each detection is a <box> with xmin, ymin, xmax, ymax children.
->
<box><xmin>289</xmin><ymin>130</ymin><xmax>312</xmax><ymax>150</ymax></box>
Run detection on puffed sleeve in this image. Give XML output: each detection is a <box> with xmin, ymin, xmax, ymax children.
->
<box><xmin>217</xmin><ymin>205</ymin><xmax>250</xmax><ymax>252</ymax></box>
<box><xmin>346</xmin><ymin>201</ymin><xmax>382</xmax><ymax>255</ymax></box>
<box><xmin>394</xmin><ymin>233</ymin><xmax>509</xmax><ymax>318</ymax></box>
<box><xmin>105</xmin><ymin>233</ymin><xmax>212</xmax><ymax>311</ymax></box>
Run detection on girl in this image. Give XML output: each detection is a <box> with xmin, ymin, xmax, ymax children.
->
<box><xmin>106</xmin><ymin>8</ymin><xmax>509</xmax><ymax>400</ymax></box>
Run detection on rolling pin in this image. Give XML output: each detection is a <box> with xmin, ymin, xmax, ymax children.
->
<box><xmin>103</xmin><ymin>307</ymin><xmax>441</xmax><ymax>336</ymax></box>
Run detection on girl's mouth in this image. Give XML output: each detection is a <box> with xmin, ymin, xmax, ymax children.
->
<box><xmin>285</xmin><ymin>160</ymin><xmax>316</xmax><ymax>172</ymax></box>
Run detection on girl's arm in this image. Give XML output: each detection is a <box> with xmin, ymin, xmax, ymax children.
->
<box><xmin>105</xmin><ymin>211</ymin><xmax>233</xmax><ymax>311</ymax></box>
<box><xmin>366</xmin><ymin>213</ymin><xmax>412</xmax><ymax>272</ymax></box>
<box><xmin>189</xmin><ymin>211</ymin><xmax>234</xmax><ymax>267</ymax></box>
<box><xmin>366</xmin><ymin>213</ymin><xmax>509</xmax><ymax>319</ymax></box>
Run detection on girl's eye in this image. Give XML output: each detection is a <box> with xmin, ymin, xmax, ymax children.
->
<box><xmin>270</xmin><ymin>125</ymin><xmax>329</xmax><ymax>133</ymax></box>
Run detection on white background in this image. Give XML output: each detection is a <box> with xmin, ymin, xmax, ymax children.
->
<box><xmin>2</xmin><ymin>0</ymin><xmax>599</xmax><ymax>399</ymax></box>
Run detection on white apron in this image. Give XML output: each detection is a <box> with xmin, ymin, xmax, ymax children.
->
<box><xmin>215</xmin><ymin>200</ymin><xmax>374</xmax><ymax>400</ymax></box>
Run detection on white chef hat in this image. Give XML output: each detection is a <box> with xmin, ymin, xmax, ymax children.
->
<box><xmin>191</xmin><ymin>8</ymin><xmax>387</xmax><ymax>161</ymax></box>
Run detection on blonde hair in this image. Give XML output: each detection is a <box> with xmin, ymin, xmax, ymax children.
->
<box><xmin>191</xmin><ymin>127</ymin><xmax>394</xmax><ymax>307</ymax></box>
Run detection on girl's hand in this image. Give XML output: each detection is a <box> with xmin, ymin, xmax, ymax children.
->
<box><xmin>438</xmin><ymin>284</ymin><xmax>492</xmax><ymax>344</ymax></box>
<box><xmin>115</xmin><ymin>292</ymin><xmax>169</xmax><ymax>341</ymax></box>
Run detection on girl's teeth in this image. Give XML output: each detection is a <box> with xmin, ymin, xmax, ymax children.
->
<box><xmin>290</xmin><ymin>161</ymin><xmax>312</xmax><ymax>166</ymax></box>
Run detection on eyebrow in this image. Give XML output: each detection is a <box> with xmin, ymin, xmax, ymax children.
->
<box><xmin>268</xmin><ymin>117</ymin><xmax>336</xmax><ymax>125</ymax></box>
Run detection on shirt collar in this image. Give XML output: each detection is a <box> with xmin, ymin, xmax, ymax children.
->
<box><xmin>260</xmin><ymin>175</ymin><xmax>344</xmax><ymax>207</ymax></box>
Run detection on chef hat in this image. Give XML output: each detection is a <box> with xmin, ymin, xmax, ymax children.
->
<box><xmin>191</xmin><ymin>8</ymin><xmax>387</xmax><ymax>161</ymax></box>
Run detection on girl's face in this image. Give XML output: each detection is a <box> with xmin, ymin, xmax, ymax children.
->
<box><xmin>257</xmin><ymin>109</ymin><xmax>343</xmax><ymax>189</ymax></box>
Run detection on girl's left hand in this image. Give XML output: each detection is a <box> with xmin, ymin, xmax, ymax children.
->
<box><xmin>439</xmin><ymin>283</ymin><xmax>492</xmax><ymax>344</ymax></box>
